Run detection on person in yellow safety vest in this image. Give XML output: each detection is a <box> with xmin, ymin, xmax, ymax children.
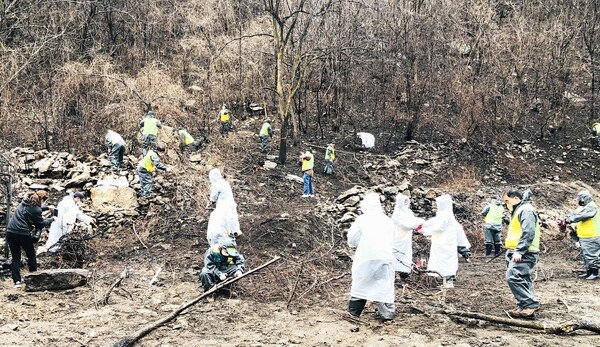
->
<box><xmin>139</xmin><ymin>110</ymin><xmax>162</xmax><ymax>155</ymax></box>
<box><xmin>324</xmin><ymin>142</ymin><xmax>335</xmax><ymax>175</ymax></box>
<box><xmin>563</xmin><ymin>190</ymin><xmax>600</xmax><ymax>280</ymax></box>
<box><xmin>502</xmin><ymin>189</ymin><xmax>541</xmax><ymax>319</ymax></box>
<box><xmin>173</xmin><ymin>128</ymin><xmax>195</xmax><ymax>152</ymax></box>
<box><xmin>137</xmin><ymin>149</ymin><xmax>170</xmax><ymax>199</ymax></box>
<box><xmin>105</xmin><ymin>130</ymin><xmax>126</xmax><ymax>170</ymax></box>
<box><xmin>219</xmin><ymin>104</ymin><xmax>232</xmax><ymax>136</ymax></box>
<box><xmin>481</xmin><ymin>198</ymin><xmax>504</xmax><ymax>256</ymax></box>
<box><xmin>259</xmin><ymin>120</ymin><xmax>273</xmax><ymax>153</ymax></box>
<box><xmin>299</xmin><ymin>150</ymin><xmax>314</xmax><ymax>197</ymax></box>
<box><xmin>592</xmin><ymin>123</ymin><xmax>600</xmax><ymax>147</ymax></box>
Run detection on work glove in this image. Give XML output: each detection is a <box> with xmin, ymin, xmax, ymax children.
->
<box><xmin>575</xmin><ymin>241</ymin><xmax>581</xmax><ymax>249</ymax></box>
<box><xmin>219</xmin><ymin>273</ymin><xmax>227</xmax><ymax>281</ymax></box>
<box><xmin>165</xmin><ymin>167</ymin><xmax>172</xmax><ymax>172</ymax></box>
<box><xmin>235</xmin><ymin>270</ymin><xmax>242</xmax><ymax>278</ymax></box>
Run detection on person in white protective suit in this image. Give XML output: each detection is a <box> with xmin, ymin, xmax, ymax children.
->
<box><xmin>356</xmin><ymin>132</ymin><xmax>375</xmax><ymax>149</ymax></box>
<box><xmin>347</xmin><ymin>192</ymin><xmax>396</xmax><ymax>320</ymax></box>
<box><xmin>206</xmin><ymin>207</ymin><xmax>231</xmax><ymax>246</ymax></box>
<box><xmin>392</xmin><ymin>194</ymin><xmax>425</xmax><ymax>280</ymax></box>
<box><xmin>420</xmin><ymin>194</ymin><xmax>469</xmax><ymax>288</ymax></box>
<box><xmin>208</xmin><ymin>168</ymin><xmax>241</xmax><ymax>239</ymax></box>
<box><xmin>45</xmin><ymin>192</ymin><xmax>95</xmax><ymax>253</ymax></box>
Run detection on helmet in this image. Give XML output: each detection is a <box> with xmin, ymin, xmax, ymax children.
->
<box><xmin>147</xmin><ymin>110</ymin><xmax>155</xmax><ymax>118</ymax></box>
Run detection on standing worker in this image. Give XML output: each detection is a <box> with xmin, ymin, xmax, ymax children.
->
<box><xmin>259</xmin><ymin>120</ymin><xmax>273</xmax><ymax>153</ymax></box>
<box><xmin>220</xmin><ymin>104</ymin><xmax>232</xmax><ymax>136</ymax></box>
<box><xmin>299</xmin><ymin>150</ymin><xmax>314</xmax><ymax>197</ymax></box>
<box><xmin>324</xmin><ymin>142</ymin><xmax>335</xmax><ymax>175</ymax></box>
<box><xmin>105</xmin><ymin>130</ymin><xmax>126</xmax><ymax>170</ymax></box>
<box><xmin>139</xmin><ymin>110</ymin><xmax>162</xmax><ymax>155</ymax></box>
<box><xmin>391</xmin><ymin>193</ymin><xmax>425</xmax><ymax>280</ymax></box>
<box><xmin>502</xmin><ymin>189</ymin><xmax>541</xmax><ymax>319</ymax></box>
<box><xmin>137</xmin><ymin>149</ymin><xmax>170</xmax><ymax>199</ymax></box>
<box><xmin>482</xmin><ymin>198</ymin><xmax>504</xmax><ymax>256</ymax></box>
<box><xmin>347</xmin><ymin>193</ymin><xmax>396</xmax><ymax>321</ymax></box>
<box><xmin>209</xmin><ymin>168</ymin><xmax>241</xmax><ymax>240</ymax></box>
<box><xmin>562</xmin><ymin>190</ymin><xmax>600</xmax><ymax>280</ymax></box>
<box><xmin>6</xmin><ymin>191</ymin><xmax>53</xmax><ymax>288</ymax></box>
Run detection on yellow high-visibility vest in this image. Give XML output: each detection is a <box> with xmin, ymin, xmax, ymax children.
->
<box><xmin>220</xmin><ymin>112</ymin><xmax>230</xmax><ymax>122</ymax></box>
<box><xmin>179</xmin><ymin>130</ymin><xmax>195</xmax><ymax>145</ymax></box>
<box><xmin>302</xmin><ymin>156</ymin><xmax>314</xmax><ymax>172</ymax></box>
<box><xmin>260</xmin><ymin>122</ymin><xmax>271</xmax><ymax>136</ymax></box>
<box><xmin>505</xmin><ymin>204</ymin><xmax>540</xmax><ymax>251</ymax></box>
<box><xmin>139</xmin><ymin>150</ymin><xmax>156</xmax><ymax>172</ymax></box>
<box><xmin>577</xmin><ymin>202</ymin><xmax>600</xmax><ymax>238</ymax></box>
<box><xmin>142</xmin><ymin>118</ymin><xmax>159</xmax><ymax>136</ymax></box>
<box><xmin>325</xmin><ymin>145</ymin><xmax>335</xmax><ymax>161</ymax></box>
<box><xmin>484</xmin><ymin>204</ymin><xmax>504</xmax><ymax>224</ymax></box>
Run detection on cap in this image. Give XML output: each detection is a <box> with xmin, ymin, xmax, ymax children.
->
<box><xmin>219</xmin><ymin>237</ymin><xmax>239</xmax><ymax>256</ymax></box>
<box><xmin>73</xmin><ymin>192</ymin><xmax>85</xmax><ymax>200</ymax></box>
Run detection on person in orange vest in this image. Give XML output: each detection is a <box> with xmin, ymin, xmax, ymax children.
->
<box><xmin>139</xmin><ymin>110</ymin><xmax>162</xmax><ymax>155</ymax></box>
<box><xmin>563</xmin><ymin>190</ymin><xmax>600</xmax><ymax>280</ymax></box>
<box><xmin>137</xmin><ymin>149</ymin><xmax>170</xmax><ymax>199</ymax></box>
<box><xmin>299</xmin><ymin>150</ymin><xmax>314</xmax><ymax>197</ymax></box>
<box><xmin>502</xmin><ymin>189</ymin><xmax>541</xmax><ymax>319</ymax></box>
<box><xmin>481</xmin><ymin>198</ymin><xmax>504</xmax><ymax>256</ymax></box>
<box><xmin>219</xmin><ymin>105</ymin><xmax>232</xmax><ymax>137</ymax></box>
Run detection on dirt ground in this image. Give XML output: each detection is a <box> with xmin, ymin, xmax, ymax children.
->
<box><xmin>3</xmin><ymin>121</ymin><xmax>600</xmax><ymax>346</ymax></box>
<box><xmin>2</xmin><ymin>247</ymin><xmax>600</xmax><ymax>347</ymax></box>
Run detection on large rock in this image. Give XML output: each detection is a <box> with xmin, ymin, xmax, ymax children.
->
<box><xmin>24</xmin><ymin>269</ymin><xmax>90</xmax><ymax>291</ymax></box>
<box><xmin>91</xmin><ymin>182</ymin><xmax>138</xmax><ymax>209</ymax></box>
<box><xmin>336</xmin><ymin>186</ymin><xmax>364</xmax><ymax>203</ymax></box>
<box><xmin>65</xmin><ymin>166</ymin><xmax>92</xmax><ymax>188</ymax></box>
<box><xmin>33</xmin><ymin>158</ymin><xmax>54</xmax><ymax>174</ymax></box>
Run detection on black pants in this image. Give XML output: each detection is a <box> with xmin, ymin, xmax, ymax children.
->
<box><xmin>7</xmin><ymin>232</ymin><xmax>37</xmax><ymax>284</ymax></box>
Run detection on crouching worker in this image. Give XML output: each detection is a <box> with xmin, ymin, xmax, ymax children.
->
<box><xmin>199</xmin><ymin>237</ymin><xmax>245</xmax><ymax>294</ymax></box>
<box><xmin>347</xmin><ymin>193</ymin><xmax>396</xmax><ymax>321</ymax></box>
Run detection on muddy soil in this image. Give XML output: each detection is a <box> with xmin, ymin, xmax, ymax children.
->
<box><xmin>3</xmin><ymin>119</ymin><xmax>600</xmax><ymax>346</ymax></box>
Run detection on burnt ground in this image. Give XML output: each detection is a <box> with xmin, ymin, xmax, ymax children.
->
<box><xmin>3</xmin><ymin>118</ymin><xmax>600</xmax><ymax>346</ymax></box>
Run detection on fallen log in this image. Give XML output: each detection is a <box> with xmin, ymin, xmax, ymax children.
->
<box><xmin>113</xmin><ymin>256</ymin><xmax>281</xmax><ymax>347</ymax></box>
<box><xmin>445</xmin><ymin>310</ymin><xmax>600</xmax><ymax>334</ymax></box>
<box><xmin>24</xmin><ymin>269</ymin><xmax>90</xmax><ymax>292</ymax></box>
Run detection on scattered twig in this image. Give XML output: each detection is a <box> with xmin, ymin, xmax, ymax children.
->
<box><xmin>91</xmin><ymin>268</ymin><xmax>98</xmax><ymax>310</ymax></box>
<box><xmin>328</xmin><ymin>308</ymin><xmax>369</xmax><ymax>325</ymax></box>
<box><xmin>149</xmin><ymin>266</ymin><xmax>162</xmax><ymax>286</ymax></box>
<box><xmin>557</xmin><ymin>298</ymin><xmax>571</xmax><ymax>312</ymax></box>
<box><xmin>98</xmin><ymin>268</ymin><xmax>130</xmax><ymax>306</ymax></box>
<box><xmin>132</xmin><ymin>224</ymin><xmax>148</xmax><ymax>249</ymax></box>
<box><xmin>286</xmin><ymin>265</ymin><xmax>304</xmax><ymax>309</ymax></box>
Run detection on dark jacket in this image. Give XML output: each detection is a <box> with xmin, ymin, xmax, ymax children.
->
<box><xmin>202</xmin><ymin>246</ymin><xmax>245</xmax><ymax>278</ymax></box>
<box><xmin>7</xmin><ymin>198</ymin><xmax>53</xmax><ymax>236</ymax></box>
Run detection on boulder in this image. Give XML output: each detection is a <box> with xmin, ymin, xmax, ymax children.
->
<box><xmin>65</xmin><ymin>166</ymin><xmax>92</xmax><ymax>188</ymax></box>
<box><xmin>285</xmin><ymin>174</ymin><xmax>304</xmax><ymax>185</ymax></box>
<box><xmin>336</xmin><ymin>186</ymin><xmax>364</xmax><ymax>203</ymax></box>
<box><xmin>24</xmin><ymin>269</ymin><xmax>90</xmax><ymax>291</ymax></box>
<box><xmin>343</xmin><ymin>195</ymin><xmax>361</xmax><ymax>207</ymax></box>
<box><xmin>263</xmin><ymin>160</ymin><xmax>277</xmax><ymax>169</ymax></box>
<box><xmin>91</xmin><ymin>184</ymin><xmax>138</xmax><ymax>209</ymax></box>
<box><xmin>33</xmin><ymin>158</ymin><xmax>54</xmax><ymax>174</ymax></box>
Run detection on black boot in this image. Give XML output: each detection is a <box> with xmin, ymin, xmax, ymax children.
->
<box><xmin>494</xmin><ymin>244</ymin><xmax>502</xmax><ymax>256</ymax></box>
<box><xmin>348</xmin><ymin>299</ymin><xmax>366</xmax><ymax>317</ymax></box>
<box><xmin>485</xmin><ymin>244</ymin><xmax>492</xmax><ymax>256</ymax></box>
<box><xmin>586</xmin><ymin>268</ymin><xmax>598</xmax><ymax>280</ymax></box>
<box><xmin>578</xmin><ymin>269</ymin><xmax>591</xmax><ymax>278</ymax></box>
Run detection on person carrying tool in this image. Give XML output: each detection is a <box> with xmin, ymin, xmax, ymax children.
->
<box><xmin>324</xmin><ymin>142</ymin><xmax>335</xmax><ymax>175</ymax></box>
<box><xmin>259</xmin><ymin>120</ymin><xmax>273</xmax><ymax>153</ymax></box>
<box><xmin>199</xmin><ymin>237</ymin><xmax>245</xmax><ymax>293</ymax></box>
<box><xmin>139</xmin><ymin>110</ymin><xmax>162</xmax><ymax>155</ymax></box>
<box><xmin>347</xmin><ymin>193</ymin><xmax>396</xmax><ymax>321</ymax></box>
<box><xmin>137</xmin><ymin>149</ymin><xmax>170</xmax><ymax>199</ymax></box>
<box><xmin>391</xmin><ymin>193</ymin><xmax>425</xmax><ymax>280</ymax></box>
<box><xmin>561</xmin><ymin>190</ymin><xmax>600</xmax><ymax>280</ymax></box>
<box><xmin>45</xmin><ymin>192</ymin><xmax>96</xmax><ymax>253</ymax></box>
<box><xmin>502</xmin><ymin>189</ymin><xmax>541</xmax><ymax>319</ymax></box>
<box><xmin>6</xmin><ymin>191</ymin><xmax>54</xmax><ymax>288</ymax></box>
<box><xmin>219</xmin><ymin>104</ymin><xmax>232</xmax><ymax>136</ymax></box>
<box><xmin>299</xmin><ymin>150</ymin><xmax>315</xmax><ymax>197</ymax></box>
<box><xmin>482</xmin><ymin>198</ymin><xmax>504</xmax><ymax>256</ymax></box>
<box><xmin>420</xmin><ymin>195</ymin><xmax>466</xmax><ymax>288</ymax></box>
<box><xmin>105</xmin><ymin>130</ymin><xmax>126</xmax><ymax>170</ymax></box>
